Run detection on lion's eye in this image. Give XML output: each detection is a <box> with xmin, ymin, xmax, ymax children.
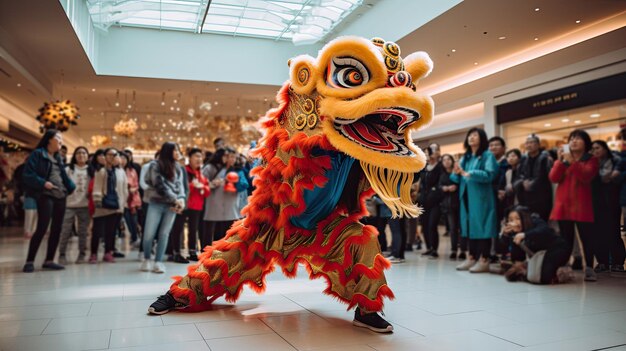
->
<box><xmin>327</xmin><ymin>57</ymin><xmax>370</xmax><ymax>89</ymax></box>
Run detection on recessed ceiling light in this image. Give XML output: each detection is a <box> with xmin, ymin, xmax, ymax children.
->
<box><xmin>544</xmin><ymin>123</ymin><xmax>552</xmax><ymax>127</ymax></box>
<box><xmin>574</xmin><ymin>120</ymin><xmax>581</xmax><ymax>124</ymax></box>
<box><xmin>473</xmin><ymin>62</ymin><xmax>478</xmax><ymax>65</ymax></box>
<box><xmin>161</xmin><ymin>101</ymin><xmax>165</xmax><ymax>106</ymax></box>
<box><xmin>236</xmin><ymin>106</ymin><xmax>240</xmax><ymax>109</ymax></box>
<box><xmin>115</xmin><ymin>102</ymin><xmax>120</xmax><ymax>107</ymax></box>
<box><xmin>16</xmin><ymin>83</ymin><xmax>21</xmax><ymax>87</ymax></box>
<box><xmin>590</xmin><ymin>113</ymin><xmax>600</xmax><ymax>118</ymax></box>
<box><xmin>88</xmin><ymin>107</ymin><xmax>93</xmax><ymax>110</ymax></box>
<box><xmin>498</xmin><ymin>36</ymin><xmax>506</xmax><ymax>40</ymax></box>
<box><xmin>173</xmin><ymin>99</ymin><xmax>178</xmax><ymax>104</ymax></box>
<box><xmin>575</xmin><ymin>20</ymin><xmax>581</xmax><ymax>24</ymax></box>
<box><xmin>215</xmin><ymin>88</ymin><xmax>219</xmax><ymax>91</ymax></box>
<box><xmin>247</xmin><ymin>109</ymin><xmax>252</xmax><ymax>113</ymax></box>
<box><xmin>91</xmin><ymin>88</ymin><xmax>96</xmax><ymax>92</ymax></box>
<box><xmin>214</xmin><ymin>101</ymin><xmax>219</xmax><ymax>105</ymax></box>
<box><xmin>127</xmin><ymin>104</ymin><xmax>132</xmax><ymax>109</ymax></box>
<box><xmin>562</xmin><ymin>118</ymin><xmax>570</xmax><ymax>122</ymax></box>
<box><xmin>451</xmin><ymin>49</ymin><xmax>456</xmax><ymax>52</ymax></box>
<box><xmin>534</xmin><ymin>37</ymin><xmax>539</xmax><ymax>41</ymax></box>
<box><xmin>170</xmin><ymin>106</ymin><xmax>174</xmax><ymax>111</ymax></box>
<box><xmin>534</xmin><ymin>7</ymin><xmax>540</xmax><ymax>12</ymax></box>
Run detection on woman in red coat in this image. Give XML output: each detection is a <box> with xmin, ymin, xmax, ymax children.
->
<box><xmin>549</xmin><ymin>129</ymin><xmax>599</xmax><ymax>282</ymax></box>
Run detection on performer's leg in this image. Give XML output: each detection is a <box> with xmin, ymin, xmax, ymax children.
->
<box><xmin>149</xmin><ymin>221</ymin><xmax>272</xmax><ymax>314</ymax></box>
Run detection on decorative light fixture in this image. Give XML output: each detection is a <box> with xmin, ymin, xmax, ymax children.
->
<box><xmin>590</xmin><ymin>113</ymin><xmax>601</xmax><ymax>118</ymax></box>
<box><xmin>36</xmin><ymin>100</ymin><xmax>80</xmax><ymax>132</ymax></box>
<box><xmin>114</xmin><ymin>115</ymin><xmax>138</xmax><ymax>137</ymax></box>
<box><xmin>91</xmin><ymin>134</ymin><xmax>111</xmax><ymax>147</ymax></box>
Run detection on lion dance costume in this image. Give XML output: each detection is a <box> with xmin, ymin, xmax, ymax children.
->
<box><xmin>151</xmin><ymin>36</ymin><xmax>434</xmax><ymax>332</ymax></box>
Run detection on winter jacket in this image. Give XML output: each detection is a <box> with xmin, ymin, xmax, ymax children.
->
<box><xmin>22</xmin><ymin>148</ymin><xmax>76</xmax><ymax>199</ymax></box>
<box><xmin>185</xmin><ymin>164</ymin><xmax>210</xmax><ymax>211</ymax></box>
<box><xmin>144</xmin><ymin>162</ymin><xmax>187</xmax><ymax>206</ymax></box>
<box><xmin>549</xmin><ymin>153</ymin><xmax>598</xmax><ymax>222</ymax></box>
<box><xmin>92</xmin><ymin>167</ymin><xmax>128</xmax><ymax>217</ymax></box>
<box><xmin>450</xmin><ymin>150</ymin><xmax>498</xmax><ymax>239</ymax></box>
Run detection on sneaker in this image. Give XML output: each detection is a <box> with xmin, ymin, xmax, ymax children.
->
<box><xmin>42</xmin><ymin>262</ymin><xmax>65</xmax><ymax>270</ymax></box>
<box><xmin>449</xmin><ymin>252</ymin><xmax>457</xmax><ymax>260</ymax></box>
<box><xmin>103</xmin><ymin>252</ymin><xmax>115</xmax><ymax>263</ymax></box>
<box><xmin>352</xmin><ymin>307</ymin><xmax>393</xmax><ymax>333</ymax></box>
<box><xmin>388</xmin><ymin>257</ymin><xmax>405</xmax><ymax>264</ymax></box>
<box><xmin>89</xmin><ymin>254</ymin><xmax>97</xmax><ymax>264</ymax></box>
<box><xmin>112</xmin><ymin>251</ymin><xmax>125</xmax><ymax>258</ymax></box>
<box><xmin>421</xmin><ymin>249</ymin><xmax>433</xmax><ymax>257</ymax></box>
<box><xmin>23</xmin><ymin>262</ymin><xmax>34</xmax><ymax>273</ymax></box>
<box><xmin>456</xmin><ymin>259</ymin><xmax>476</xmax><ymax>271</ymax></box>
<box><xmin>173</xmin><ymin>254</ymin><xmax>189</xmax><ymax>264</ymax></box>
<box><xmin>428</xmin><ymin>252</ymin><xmax>439</xmax><ymax>259</ymax></box>
<box><xmin>140</xmin><ymin>260</ymin><xmax>152</xmax><ymax>272</ymax></box>
<box><xmin>489</xmin><ymin>262</ymin><xmax>505</xmax><ymax>274</ymax></box>
<box><xmin>148</xmin><ymin>292</ymin><xmax>187</xmax><ymax>315</ymax></box>
<box><xmin>59</xmin><ymin>255</ymin><xmax>68</xmax><ymax>266</ymax></box>
<box><xmin>594</xmin><ymin>264</ymin><xmax>609</xmax><ymax>273</ymax></box>
<box><xmin>458</xmin><ymin>252</ymin><xmax>467</xmax><ymax>260</ymax></box>
<box><xmin>584</xmin><ymin>267</ymin><xmax>597</xmax><ymax>282</ymax></box>
<box><xmin>610</xmin><ymin>264</ymin><xmax>626</xmax><ymax>273</ymax></box>
<box><xmin>404</xmin><ymin>244</ymin><xmax>413</xmax><ymax>252</ymax></box>
<box><xmin>381</xmin><ymin>250</ymin><xmax>391</xmax><ymax>256</ymax></box>
<box><xmin>153</xmin><ymin>261</ymin><xmax>166</xmax><ymax>274</ymax></box>
<box><xmin>188</xmin><ymin>252</ymin><xmax>199</xmax><ymax>261</ymax></box>
<box><xmin>76</xmin><ymin>254</ymin><xmax>86</xmax><ymax>264</ymax></box>
<box><xmin>469</xmin><ymin>260</ymin><xmax>490</xmax><ymax>273</ymax></box>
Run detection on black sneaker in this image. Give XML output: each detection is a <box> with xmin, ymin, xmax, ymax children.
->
<box><xmin>353</xmin><ymin>307</ymin><xmax>393</xmax><ymax>333</ymax></box>
<box><xmin>173</xmin><ymin>254</ymin><xmax>189</xmax><ymax>264</ymax></box>
<box><xmin>429</xmin><ymin>252</ymin><xmax>439</xmax><ymax>259</ymax></box>
<box><xmin>113</xmin><ymin>251</ymin><xmax>125</xmax><ymax>258</ymax></box>
<box><xmin>148</xmin><ymin>292</ymin><xmax>187</xmax><ymax>315</ymax></box>
<box><xmin>188</xmin><ymin>252</ymin><xmax>199</xmax><ymax>261</ymax></box>
<box><xmin>594</xmin><ymin>264</ymin><xmax>610</xmax><ymax>273</ymax></box>
<box><xmin>449</xmin><ymin>252</ymin><xmax>457</xmax><ymax>260</ymax></box>
<box><xmin>42</xmin><ymin>262</ymin><xmax>65</xmax><ymax>270</ymax></box>
<box><xmin>458</xmin><ymin>252</ymin><xmax>467</xmax><ymax>260</ymax></box>
<box><xmin>23</xmin><ymin>263</ymin><xmax>34</xmax><ymax>273</ymax></box>
<box><xmin>421</xmin><ymin>249</ymin><xmax>433</xmax><ymax>257</ymax></box>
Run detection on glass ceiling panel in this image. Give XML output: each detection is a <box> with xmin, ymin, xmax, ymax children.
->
<box><xmin>85</xmin><ymin>0</ymin><xmax>363</xmax><ymax>44</ymax></box>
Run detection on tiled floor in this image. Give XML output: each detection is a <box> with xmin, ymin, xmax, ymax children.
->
<box><xmin>1</xmin><ymin>226</ymin><xmax>626</xmax><ymax>351</ymax></box>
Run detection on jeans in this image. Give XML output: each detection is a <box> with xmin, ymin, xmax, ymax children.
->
<box><xmin>142</xmin><ymin>202</ymin><xmax>177</xmax><ymax>262</ymax></box>
<box><xmin>59</xmin><ymin>207</ymin><xmax>90</xmax><ymax>257</ymax></box>
<box><xmin>124</xmin><ymin>208</ymin><xmax>139</xmax><ymax>243</ymax></box>
<box><xmin>26</xmin><ymin>195</ymin><xmax>66</xmax><ymax>263</ymax></box>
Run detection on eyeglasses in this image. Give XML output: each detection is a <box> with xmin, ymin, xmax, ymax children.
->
<box><xmin>106</xmin><ymin>153</ymin><xmax>118</xmax><ymax>157</ymax></box>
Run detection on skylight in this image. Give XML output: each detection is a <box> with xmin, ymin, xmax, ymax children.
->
<box><xmin>85</xmin><ymin>0</ymin><xmax>363</xmax><ymax>45</ymax></box>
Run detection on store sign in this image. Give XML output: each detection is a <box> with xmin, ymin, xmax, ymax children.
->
<box><xmin>496</xmin><ymin>72</ymin><xmax>626</xmax><ymax>124</ymax></box>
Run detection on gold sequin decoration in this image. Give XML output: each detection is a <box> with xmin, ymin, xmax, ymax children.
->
<box><xmin>383</xmin><ymin>42</ymin><xmax>400</xmax><ymax>57</ymax></box>
<box><xmin>298</xmin><ymin>67</ymin><xmax>310</xmax><ymax>85</ymax></box>
<box><xmin>371</xmin><ymin>37</ymin><xmax>385</xmax><ymax>47</ymax></box>
<box><xmin>302</xmin><ymin>98</ymin><xmax>314</xmax><ymax>114</ymax></box>
<box><xmin>294</xmin><ymin>114</ymin><xmax>307</xmax><ymax>130</ymax></box>
<box><xmin>384</xmin><ymin>56</ymin><xmax>399</xmax><ymax>71</ymax></box>
<box><xmin>307</xmin><ymin>114</ymin><xmax>317</xmax><ymax>129</ymax></box>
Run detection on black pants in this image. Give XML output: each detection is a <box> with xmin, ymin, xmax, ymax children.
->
<box><xmin>169</xmin><ymin>209</ymin><xmax>202</xmax><ymax>255</ymax></box>
<box><xmin>389</xmin><ymin>217</ymin><xmax>407</xmax><ymax>259</ymax></box>
<box><xmin>363</xmin><ymin>216</ymin><xmax>389</xmax><ymax>252</ymax></box>
<box><xmin>91</xmin><ymin>213</ymin><xmax>121</xmax><ymax>255</ymax></box>
<box><xmin>510</xmin><ymin>239</ymin><xmax>570</xmax><ymax>284</ymax></box>
<box><xmin>469</xmin><ymin>238</ymin><xmax>491</xmax><ymax>260</ymax></box>
<box><xmin>201</xmin><ymin>220</ymin><xmax>235</xmax><ymax>247</ymax></box>
<box><xmin>421</xmin><ymin>205</ymin><xmax>441</xmax><ymax>251</ymax></box>
<box><xmin>444</xmin><ymin>210</ymin><xmax>463</xmax><ymax>253</ymax></box>
<box><xmin>26</xmin><ymin>195</ymin><xmax>66</xmax><ymax>263</ymax></box>
<box><xmin>595</xmin><ymin>204</ymin><xmax>626</xmax><ymax>266</ymax></box>
<box><xmin>559</xmin><ymin>220</ymin><xmax>595</xmax><ymax>268</ymax></box>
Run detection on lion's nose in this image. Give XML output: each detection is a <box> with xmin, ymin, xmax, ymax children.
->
<box><xmin>387</xmin><ymin>71</ymin><xmax>413</xmax><ymax>88</ymax></box>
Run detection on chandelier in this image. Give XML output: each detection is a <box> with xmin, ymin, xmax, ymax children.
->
<box><xmin>113</xmin><ymin>117</ymin><xmax>138</xmax><ymax>137</ymax></box>
<box><xmin>36</xmin><ymin>100</ymin><xmax>80</xmax><ymax>132</ymax></box>
<box><xmin>91</xmin><ymin>135</ymin><xmax>111</xmax><ymax>147</ymax></box>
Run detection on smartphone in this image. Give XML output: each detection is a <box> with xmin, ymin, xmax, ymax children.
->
<box><xmin>562</xmin><ymin>144</ymin><xmax>570</xmax><ymax>154</ymax></box>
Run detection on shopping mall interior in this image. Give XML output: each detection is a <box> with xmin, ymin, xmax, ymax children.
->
<box><xmin>1</xmin><ymin>1</ymin><xmax>626</xmax><ymax>350</ymax></box>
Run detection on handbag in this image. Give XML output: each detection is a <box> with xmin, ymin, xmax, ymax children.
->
<box><xmin>518</xmin><ymin>241</ymin><xmax>546</xmax><ymax>284</ymax></box>
<box><xmin>102</xmin><ymin>169</ymin><xmax>119</xmax><ymax>209</ymax></box>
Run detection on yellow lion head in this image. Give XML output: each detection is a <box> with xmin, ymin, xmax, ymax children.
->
<box><xmin>279</xmin><ymin>36</ymin><xmax>434</xmax><ymax>217</ymax></box>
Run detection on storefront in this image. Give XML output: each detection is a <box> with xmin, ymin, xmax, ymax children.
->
<box><xmin>497</xmin><ymin>72</ymin><xmax>626</xmax><ymax>152</ymax></box>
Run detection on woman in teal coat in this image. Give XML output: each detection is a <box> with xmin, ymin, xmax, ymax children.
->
<box><xmin>450</xmin><ymin>128</ymin><xmax>498</xmax><ymax>273</ymax></box>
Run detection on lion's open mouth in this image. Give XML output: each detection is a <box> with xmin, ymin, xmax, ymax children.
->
<box><xmin>333</xmin><ymin>107</ymin><xmax>420</xmax><ymax>156</ymax></box>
